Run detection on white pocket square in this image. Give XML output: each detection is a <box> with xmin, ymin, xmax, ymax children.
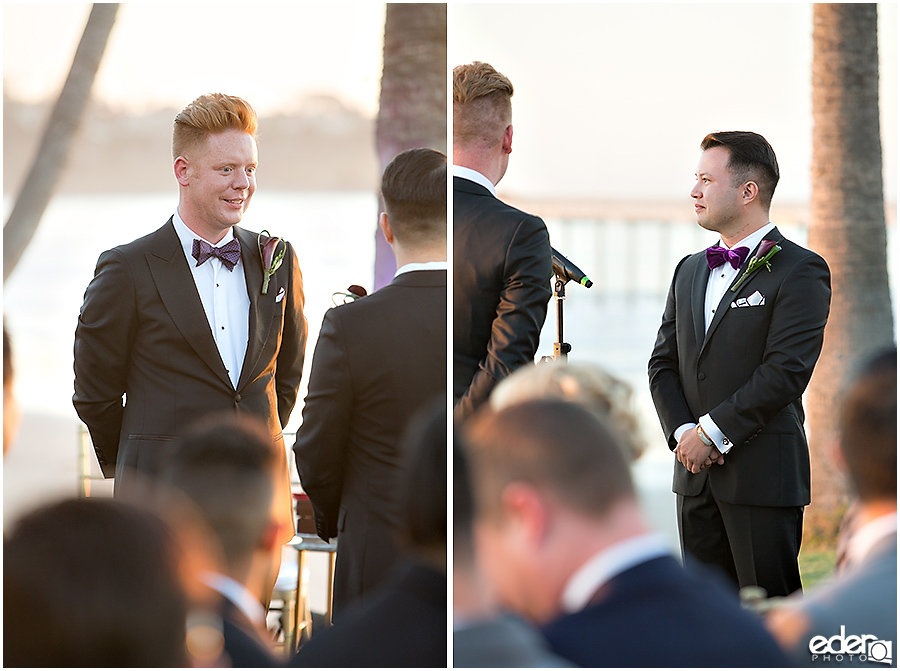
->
<box><xmin>275</xmin><ymin>287</ymin><xmax>286</xmax><ymax>303</ymax></box>
<box><xmin>731</xmin><ymin>290</ymin><xmax>765</xmax><ymax>308</ymax></box>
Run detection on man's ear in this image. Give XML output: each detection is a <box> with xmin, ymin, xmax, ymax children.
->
<box><xmin>174</xmin><ymin>156</ymin><xmax>191</xmax><ymax>187</ymax></box>
<box><xmin>742</xmin><ymin>180</ymin><xmax>759</xmax><ymax>205</ymax></box>
<box><xmin>379</xmin><ymin>211</ymin><xmax>395</xmax><ymax>245</ymax></box>
<box><xmin>258</xmin><ymin>519</ymin><xmax>282</xmax><ymax>553</ymax></box>
<box><xmin>502</xmin><ymin>124</ymin><xmax>514</xmax><ymax>155</ymax></box>
<box><xmin>500</xmin><ymin>481</ymin><xmax>549</xmax><ymax>549</ymax></box>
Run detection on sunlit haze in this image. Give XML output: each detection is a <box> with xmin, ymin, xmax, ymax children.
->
<box><xmin>450</xmin><ymin>3</ymin><xmax>897</xmax><ymax>205</ymax></box>
<box><xmin>3</xmin><ymin>3</ymin><xmax>386</xmax><ymax>117</ymax></box>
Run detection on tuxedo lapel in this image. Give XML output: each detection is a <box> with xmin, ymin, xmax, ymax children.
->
<box><xmin>146</xmin><ymin>220</ymin><xmax>232</xmax><ymax>388</ymax></box>
<box><xmin>701</xmin><ymin>228</ymin><xmax>785</xmax><ymax>352</ymax></box>
<box><xmin>235</xmin><ymin>226</ymin><xmax>275</xmax><ymax>390</ymax></box>
<box><xmin>690</xmin><ymin>254</ymin><xmax>710</xmax><ymax>352</ymax></box>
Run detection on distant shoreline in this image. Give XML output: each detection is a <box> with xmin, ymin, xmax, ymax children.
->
<box><xmin>499</xmin><ymin>194</ymin><xmax>898</xmax><ymax>227</ymax></box>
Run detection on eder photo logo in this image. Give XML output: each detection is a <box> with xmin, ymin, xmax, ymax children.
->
<box><xmin>809</xmin><ymin>626</ymin><xmax>893</xmax><ymax>665</ymax></box>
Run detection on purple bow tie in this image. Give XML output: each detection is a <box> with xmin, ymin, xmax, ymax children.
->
<box><xmin>706</xmin><ymin>245</ymin><xmax>749</xmax><ymax>270</ymax></box>
<box><xmin>192</xmin><ymin>238</ymin><xmax>241</xmax><ymax>271</ymax></box>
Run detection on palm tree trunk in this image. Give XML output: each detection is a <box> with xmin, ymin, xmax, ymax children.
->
<box><xmin>805</xmin><ymin>2</ymin><xmax>894</xmax><ymax>543</ymax></box>
<box><xmin>3</xmin><ymin>3</ymin><xmax>119</xmax><ymax>283</ymax></box>
<box><xmin>373</xmin><ymin>3</ymin><xmax>447</xmax><ymax>290</ymax></box>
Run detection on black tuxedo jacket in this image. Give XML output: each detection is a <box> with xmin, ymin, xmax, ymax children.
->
<box><xmin>453</xmin><ymin>176</ymin><xmax>552</xmax><ymax>420</ymax></box>
<box><xmin>293</xmin><ymin>269</ymin><xmax>446</xmax><ymax>615</ymax></box>
<box><xmin>289</xmin><ymin>559</ymin><xmax>447</xmax><ymax>668</ymax></box>
<box><xmin>220</xmin><ymin>597</ymin><xmax>280</xmax><ymax>668</ymax></box>
<box><xmin>542</xmin><ymin>555</ymin><xmax>790</xmax><ymax>667</ymax></box>
<box><xmin>648</xmin><ymin>228</ymin><xmax>830</xmax><ymax>506</ymax></box>
<box><xmin>73</xmin><ymin>219</ymin><xmax>306</xmax><ymax>532</ymax></box>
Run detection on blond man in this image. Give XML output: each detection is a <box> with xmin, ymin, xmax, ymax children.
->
<box><xmin>453</xmin><ymin>62</ymin><xmax>552</xmax><ymax>422</ymax></box>
<box><xmin>74</xmin><ymin>93</ymin><xmax>306</xmax><ymax>546</ymax></box>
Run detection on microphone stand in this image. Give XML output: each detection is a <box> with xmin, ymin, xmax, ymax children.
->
<box><xmin>547</xmin><ymin>274</ymin><xmax>572</xmax><ymax>361</ymax></box>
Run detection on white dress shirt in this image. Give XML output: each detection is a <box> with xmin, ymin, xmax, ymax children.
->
<box><xmin>674</xmin><ymin>223</ymin><xmax>776</xmax><ymax>454</ymax></box>
<box><xmin>200</xmin><ymin>571</ymin><xmax>267</xmax><ymax>629</ymax></box>
<box><xmin>394</xmin><ymin>260</ymin><xmax>448</xmax><ymax>278</ymax></box>
<box><xmin>842</xmin><ymin>512</ymin><xmax>898</xmax><ymax>572</ymax></box>
<box><xmin>172</xmin><ymin>211</ymin><xmax>250</xmax><ymax>389</ymax></box>
<box><xmin>452</xmin><ymin>164</ymin><xmax>497</xmax><ymax>197</ymax></box>
<box><xmin>560</xmin><ymin>533</ymin><xmax>671</xmax><ymax>614</ymax></box>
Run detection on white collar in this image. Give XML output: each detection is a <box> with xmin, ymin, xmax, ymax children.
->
<box><xmin>453</xmin><ymin>165</ymin><xmax>497</xmax><ymax>197</ymax></box>
<box><xmin>721</xmin><ymin>222</ymin><xmax>776</xmax><ymax>253</ymax></box>
<box><xmin>172</xmin><ymin>209</ymin><xmax>236</xmax><ymax>257</ymax></box>
<box><xmin>200</xmin><ymin>571</ymin><xmax>266</xmax><ymax>628</ymax></box>
<box><xmin>394</xmin><ymin>261</ymin><xmax>447</xmax><ymax>278</ymax></box>
<box><xmin>560</xmin><ymin>533</ymin><xmax>671</xmax><ymax>614</ymax></box>
<box><xmin>843</xmin><ymin>512</ymin><xmax>897</xmax><ymax>571</ymax></box>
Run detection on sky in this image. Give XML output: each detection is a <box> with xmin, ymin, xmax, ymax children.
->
<box><xmin>3</xmin><ymin>3</ymin><xmax>896</xmax><ymax>206</ymax></box>
<box><xmin>450</xmin><ymin>3</ymin><xmax>897</xmax><ymax>205</ymax></box>
<box><xmin>2</xmin><ymin>3</ymin><xmax>387</xmax><ymax>117</ymax></box>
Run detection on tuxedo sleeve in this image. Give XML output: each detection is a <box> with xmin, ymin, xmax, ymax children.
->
<box><xmin>455</xmin><ymin>216</ymin><xmax>552</xmax><ymax>421</ymax></box>
<box><xmin>292</xmin><ymin>308</ymin><xmax>351</xmax><ymax>541</ymax></box>
<box><xmin>648</xmin><ymin>255</ymin><xmax>695</xmax><ymax>449</ymax></box>
<box><xmin>73</xmin><ymin>248</ymin><xmax>138</xmax><ymax>476</ymax></box>
<box><xmin>275</xmin><ymin>241</ymin><xmax>307</xmax><ymax>429</ymax></box>
<box><xmin>709</xmin><ymin>253</ymin><xmax>831</xmax><ymax>446</ymax></box>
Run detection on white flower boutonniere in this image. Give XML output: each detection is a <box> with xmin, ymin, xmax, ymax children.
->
<box><xmin>730</xmin><ymin>240</ymin><xmax>781</xmax><ymax>293</ymax></box>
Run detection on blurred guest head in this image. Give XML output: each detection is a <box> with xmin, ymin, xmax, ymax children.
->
<box><xmin>464</xmin><ymin>399</ymin><xmax>644</xmax><ymax>623</ymax></box>
<box><xmin>837</xmin><ymin>347</ymin><xmax>897</xmax><ymax>505</ymax></box>
<box><xmin>4</xmin><ymin>498</ymin><xmax>188</xmax><ymax>667</ymax></box>
<box><xmin>3</xmin><ymin>323</ymin><xmax>21</xmax><ymax>455</ymax></box>
<box><xmin>162</xmin><ymin>413</ymin><xmax>284</xmax><ymax>601</ymax></box>
<box><xmin>381</xmin><ymin>147</ymin><xmax>447</xmax><ymax>247</ymax></box>
<box><xmin>491</xmin><ymin>362</ymin><xmax>645</xmax><ymax>461</ymax></box>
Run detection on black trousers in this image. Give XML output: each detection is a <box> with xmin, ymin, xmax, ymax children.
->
<box><xmin>677</xmin><ymin>476</ymin><xmax>804</xmax><ymax>598</ymax></box>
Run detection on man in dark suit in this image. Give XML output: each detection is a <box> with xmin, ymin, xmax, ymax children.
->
<box><xmin>453</xmin><ymin>61</ymin><xmax>552</xmax><ymax>422</ymax></box>
<box><xmin>293</xmin><ymin>148</ymin><xmax>446</xmax><ymax>617</ymax></box>
<box><xmin>161</xmin><ymin>413</ymin><xmax>289</xmax><ymax>667</ymax></box>
<box><xmin>291</xmin><ymin>399</ymin><xmax>447</xmax><ymax>667</ymax></box>
<box><xmin>73</xmin><ymin>93</ymin><xmax>306</xmax><ymax>546</ymax></box>
<box><xmin>463</xmin><ymin>399</ymin><xmax>790</xmax><ymax>667</ymax></box>
<box><xmin>649</xmin><ymin>131</ymin><xmax>831</xmax><ymax>598</ymax></box>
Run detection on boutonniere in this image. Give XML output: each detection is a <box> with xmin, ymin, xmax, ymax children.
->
<box><xmin>258</xmin><ymin>230</ymin><xmax>286</xmax><ymax>295</ymax></box>
<box><xmin>730</xmin><ymin>239</ymin><xmax>781</xmax><ymax>292</ymax></box>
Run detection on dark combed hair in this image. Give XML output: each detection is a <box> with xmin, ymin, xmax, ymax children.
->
<box><xmin>162</xmin><ymin>413</ymin><xmax>280</xmax><ymax>571</ymax></box>
<box><xmin>381</xmin><ymin>147</ymin><xmax>447</xmax><ymax>245</ymax></box>
<box><xmin>839</xmin><ymin>347</ymin><xmax>897</xmax><ymax>502</ymax></box>
<box><xmin>4</xmin><ymin>498</ymin><xmax>188</xmax><ymax>667</ymax></box>
<box><xmin>701</xmin><ymin>131</ymin><xmax>780</xmax><ymax>209</ymax></box>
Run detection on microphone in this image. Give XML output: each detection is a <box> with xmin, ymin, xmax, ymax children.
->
<box><xmin>551</xmin><ymin>247</ymin><xmax>593</xmax><ymax>288</ymax></box>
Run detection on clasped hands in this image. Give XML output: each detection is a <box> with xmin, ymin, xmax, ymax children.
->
<box><xmin>675</xmin><ymin>427</ymin><xmax>725</xmax><ymax>474</ymax></box>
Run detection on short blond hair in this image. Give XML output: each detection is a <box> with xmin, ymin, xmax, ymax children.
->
<box><xmin>453</xmin><ymin>62</ymin><xmax>513</xmax><ymax>149</ymax></box>
<box><xmin>490</xmin><ymin>362</ymin><xmax>646</xmax><ymax>462</ymax></box>
<box><xmin>172</xmin><ymin>93</ymin><xmax>258</xmax><ymax>160</ymax></box>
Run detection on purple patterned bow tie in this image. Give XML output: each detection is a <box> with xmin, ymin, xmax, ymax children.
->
<box><xmin>192</xmin><ymin>238</ymin><xmax>241</xmax><ymax>271</ymax></box>
<box><xmin>706</xmin><ymin>245</ymin><xmax>749</xmax><ymax>270</ymax></box>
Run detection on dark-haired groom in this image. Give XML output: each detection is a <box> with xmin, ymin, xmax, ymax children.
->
<box><xmin>649</xmin><ymin>131</ymin><xmax>831</xmax><ymax>598</ymax></box>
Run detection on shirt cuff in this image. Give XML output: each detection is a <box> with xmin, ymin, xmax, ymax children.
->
<box><xmin>673</xmin><ymin>423</ymin><xmax>696</xmax><ymax>446</ymax></box>
<box><xmin>699</xmin><ymin>415</ymin><xmax>733</xmax><ymax>454</ymax></box>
